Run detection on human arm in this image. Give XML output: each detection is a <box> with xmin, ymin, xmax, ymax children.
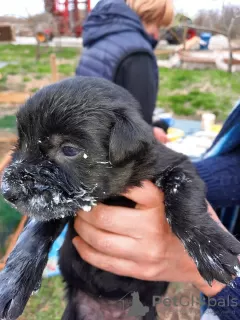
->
<box><xmin>73</xmin><ymin>181</ymin><xmax>240</xmax><ymax>319</ymax></box>
<box><xmin>114</xmin><ymin>52</ymin><xmax>157</xmax><ymax>125</ymax></box>
<box><xmin>115</xmin><ymin>52</ymin><xmax>168</xmax><ymax>143</ymax></box>
<box><xmin>72</xmin><ymin>181</ymin><xmax>226</xmax><ymax>297</ymax></box>
<box><xmin>194</xmin><ymin>150</ymin><xmax>240</xmax><ymax>208</ymax></box>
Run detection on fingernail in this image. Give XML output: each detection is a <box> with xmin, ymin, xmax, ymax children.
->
<box><xmin>72</xmin><ymin>237</ymin><xmax>79</xmax><ymax>246</ymax></box>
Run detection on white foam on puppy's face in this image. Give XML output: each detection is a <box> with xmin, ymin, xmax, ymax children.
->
<box><xmin>2</xmin><ymin>160</ymin><xmax>99</xmax><ymax>221</ymax></box>
<box><xmin>82</xmin><ymin>205</ymin><xmax>92</xmax><ymax>212</ymax></box>
<box><xmin>24</xmin><ymin>187</ymin><xmax>97</xmax><ymax>221</ymax></box>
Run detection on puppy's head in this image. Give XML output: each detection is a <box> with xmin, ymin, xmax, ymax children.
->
<box><xmin>1</xmin><ymin>77</ymin><xmax>155</xmax><ymax>221</ymax></box>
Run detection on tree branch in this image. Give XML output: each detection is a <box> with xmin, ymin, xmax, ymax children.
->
<box><xmin>179</xmin><ymin>24</ymin><xmax>228</xmax><ymax>37</ymax></box>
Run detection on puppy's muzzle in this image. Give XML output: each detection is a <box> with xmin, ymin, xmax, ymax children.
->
<box><xmin>1</xmin><ymin>159</ymin><xmax>97</xmax><ymax>220</ymax></box>
<box><xmin>1</xmin><ymin>180</ymin><xmax>20</xmax><ymax>204</ymax></box>
<box><xmin>1</xmin><ymin>161</ymin><xmax>61</xmax><ymax>206</ymax></box>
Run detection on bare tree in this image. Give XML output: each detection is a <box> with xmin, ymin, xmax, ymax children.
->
<box><xmin>181</xmin><ymin>2</ymin><xmax>240</xmax><ymax>72</ymax></box>
<box><xmin>194</xmin><ymin>4</ymin><xmax>240</xmax><ymax>38</ymax></box>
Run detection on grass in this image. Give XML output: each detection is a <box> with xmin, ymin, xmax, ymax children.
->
<box><xmin>0</xmin><ymin>74</ymin><xmax>8</xmax><ymax>90</ymax></box>
<box><xmin>31</xmin><ymin>87</ymin><xmax>39</xmax><ymax>93</ymax></box>
<box><xmin>0</xmin><ymin>44</ymin><xmax>239</xmax><ymax>119</ymax></box>
<box><xmin>0</xmin><ymin>115</ymin><xmax>16</xmax><ymax>129</ymax></box>
<box><xmin>23</xmin><ymin>76</ymin><xmax>31</xmax><ymax>82</ymax></box>
<box><xmin>19</xmin><ymin>277</ymin><xmax>65</xmax><ymax>320</ymax></box>
<box><xmin>158</xmin><ymin>68</ymin><xmax>240</xmax><ymax>120</ymax></box>
<box><xmin>0</xmin><ymin>195</ymin><xmax>21</xmax><ymax>257</ymax></box>
<box><xmin>58</xmin><ymin>63</ymin><xmax>76</xmax><ymax>75</ymax></box>
<box><xmin>0</xmin><ymin>44</ymin><xmax>80</xmax><ymax>78</ymax></box>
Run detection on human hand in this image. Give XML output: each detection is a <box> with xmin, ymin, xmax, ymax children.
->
<box><xmin>73</xmin><ymin>181</ymin><xmax>226</xmax><ymax>297</ymax></box>
<box><xmin>153</xmin><ymin>127</ymin><xmax>169</xmax><ymax>144</ymax></box>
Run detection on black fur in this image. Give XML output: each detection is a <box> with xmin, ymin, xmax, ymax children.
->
<box><xmin>0</xmin><ymin>77</ymin><xmax>240</xmax><ymax>320</ymax></box>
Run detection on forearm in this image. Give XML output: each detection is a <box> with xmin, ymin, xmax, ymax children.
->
<box><xmin>114</xmin><ymin>53</ymin><xmax>157</xmax><ymax>125</ymax></box>
<box><xmin>194</xmin><ymin>152</ymin><xmax>240</xmax><ymax>208</ymax></box>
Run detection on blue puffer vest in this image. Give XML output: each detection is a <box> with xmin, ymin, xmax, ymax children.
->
<box><xmin>76</xmin><ymin>0</ymin><xmax>158</xmax><ymax>87</ymax></box>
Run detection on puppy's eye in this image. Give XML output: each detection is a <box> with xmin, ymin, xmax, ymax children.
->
<box><xmin>61</xmin><ymin>146</ymin><xmax>80</xmax><ymax>157</ymax></box>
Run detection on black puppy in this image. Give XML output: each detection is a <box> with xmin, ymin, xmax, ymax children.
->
<box><xmin>0</xmin><ymin>77</ymin><xmax>240</xmax><ymax>320</ymax></box>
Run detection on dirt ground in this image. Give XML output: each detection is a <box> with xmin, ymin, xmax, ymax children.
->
<box><xmin>157</xmin><ymin>283</ymin><xmax>200</xmax><ymax>320</ymax></box>
<box><xmin>0</xmin><ymin>104</ymin><xmax>18</xmax><ymax>117</ymax></box>
<box><xmin>0</xmin><ymin>105</ymin><xmax>18</xmax><ymax>161</ymax></box>
<box><xmin>6</xmin><ymin>75</ymin><xmax>51</xmax><ymax>92</ymax></box>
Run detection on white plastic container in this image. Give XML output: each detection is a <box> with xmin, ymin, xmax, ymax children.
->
<box><xmin>201</xmin><ymin>113</ymin><xmax>216</xmax><ymax>132</ymax></box>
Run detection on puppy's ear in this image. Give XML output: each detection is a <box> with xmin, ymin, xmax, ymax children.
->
<box><xmin>109</xmin><ymin>116</ymin><xmax>154</xmax><ymax>165</ymax></box>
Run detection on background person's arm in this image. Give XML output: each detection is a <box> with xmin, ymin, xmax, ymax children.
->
<box><xmin>115</xmin><ymin>52</ymin><xmax>168</xmax><ymax>143</ymax></box>
<box><xmin>115</xmin><ymin>52</ymin><xmax>157</xmax><ymax>125</ymax></box>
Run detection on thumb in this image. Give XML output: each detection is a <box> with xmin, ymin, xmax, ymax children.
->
<box><xmin>122</xmin><ymin>181</ymin><xmax>164</xmax><ymax>209</ymax></box>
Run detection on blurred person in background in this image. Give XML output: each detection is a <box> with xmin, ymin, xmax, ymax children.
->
<box><xmin>76</xmin><ymin>0</ymin><xmax>174</xmax><ymax>143</ymax></box>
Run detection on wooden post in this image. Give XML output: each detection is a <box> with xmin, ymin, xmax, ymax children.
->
<box><xmin>183</xmin><ymin>26</ymin><xmax>188</xmax><ymax>51</ymax></box>
<box><xmin>36</xmin><ymin>42</ymin><xmax>41</xmax><ymax>61</ymax></box>
<box><xmin>50</xmin><ymin>53</ymin><xmax>58</xmax><ymax>83</ymax></box>
<box><xmin>0</xmin><ymin>151</ymin><xmax>13</xmax><ymax>173</ymax></box>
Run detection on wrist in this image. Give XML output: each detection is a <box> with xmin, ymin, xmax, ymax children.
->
<box><xmin>193</xmin><ymin>277</ymin><xmax>226</xmax><ymax>297</ymax></box>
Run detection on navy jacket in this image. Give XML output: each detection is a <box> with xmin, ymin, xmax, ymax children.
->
<box><xmin>76</xmin><ymin>0</ymin><xmax>158</xmax><ymax>82</ymax></box>
<box><xmin>75</xmin><ymin>0</ymin><xmax>159</xmax><ymax>124</ymax></box>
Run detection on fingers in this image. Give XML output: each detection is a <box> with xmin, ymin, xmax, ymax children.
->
<box><xmin>72</xmin><ymin>236</ymin><xmax>163</xmax><ymax>281</ymax></box>
<box><xmin>72</xmin><ymin>236</ymin><xmax>139</xmax><ymax>278</ymax></box>
<box><xmin>122</xmin><ymin>180</ymin><xmax>164</xmax><ymax>208</ymax></box>
<box><xmin>74</xmin><ymin>218</ymin><xmax>145</xmax><ymax>260</ymax></box>
<box><xmin>76</xmin><ymin>182</ymin><xmax>165</xmax><ymax>238</ymax></box>
<box><xmin>77</xmin><ymin>201</ymin><xmax>163</xmax><ymax>238</ymax></box>
<box><xmin>153</xmin><ymin>127</ymin><xmax>169</xmax><ymax>144</ymax></box>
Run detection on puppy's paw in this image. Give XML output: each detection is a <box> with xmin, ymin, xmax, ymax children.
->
<box><xmin>185</xmin><ymin>227</ymin><xmax>240</xmax><ymax>285</ymax></box>
<box><xmin>0</xmin><ymin>268</ymin><xmax>42</xmax><ymax>320</ymax></box>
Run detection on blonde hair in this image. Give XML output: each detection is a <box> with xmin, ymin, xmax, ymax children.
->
<box><xmin>126</xmin><ymin>0</ymin><xmax>174</xmax><ymax>27</ymax></box>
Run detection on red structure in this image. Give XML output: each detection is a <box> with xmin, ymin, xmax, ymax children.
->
<box><xmin>44</xmin><ymin>0</ymin><xmax>91</xmax><ymax>37</ymax></box>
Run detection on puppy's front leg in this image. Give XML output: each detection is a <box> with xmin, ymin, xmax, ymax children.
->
<box><xmin>156</xmin><ymin>163</ymin><xmax>240</xmax><ymax>285</ymax></box>
<box><xmin>0</xmin><ymin>218</ymin><xmax>67</xmax><ymax>320</ymax></box>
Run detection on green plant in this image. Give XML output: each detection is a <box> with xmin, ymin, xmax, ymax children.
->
<box><xmin>0</xmin><ymin>195</ymin><xmax>21</xmax><ymax>256</ymax></box>
<box><xmin>31</xmin><ymin>87</ymin><xmax>39</xmax><ymax>93</ymax></box>
<box><xmin>23</xmin><ymin>76</ymin><xmax>31</xmax><ymax>82</ymax></box>
<box><xmin>20</xmin><ymin>277</ymin><xmax>65</xmax><ymax>320</ymax></box>
<box><xmin>0</xmin><ymin>115</ymin><xmax>16</xmax><ymax>129</ymax></box>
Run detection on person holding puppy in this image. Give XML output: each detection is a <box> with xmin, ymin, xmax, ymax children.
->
<box><xmin>76</xmin><ymin>0</ymin><xmax>173</xmax><ymax>142</ymax></box>
<box><xmin>73</xmin><ymin>181</ymin><xmax>240</xmax><ymax>320</ymax></box>
<box><xmin>73</xmin><ymin>102</ymin><xmax>240</xmax><ymax>319</ymax></box>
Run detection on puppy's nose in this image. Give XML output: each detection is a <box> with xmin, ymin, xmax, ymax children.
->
<box><xmin>1</xmin><ymin>180</ymin><xmax>18</xmax><ymax>204</ymax></box>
